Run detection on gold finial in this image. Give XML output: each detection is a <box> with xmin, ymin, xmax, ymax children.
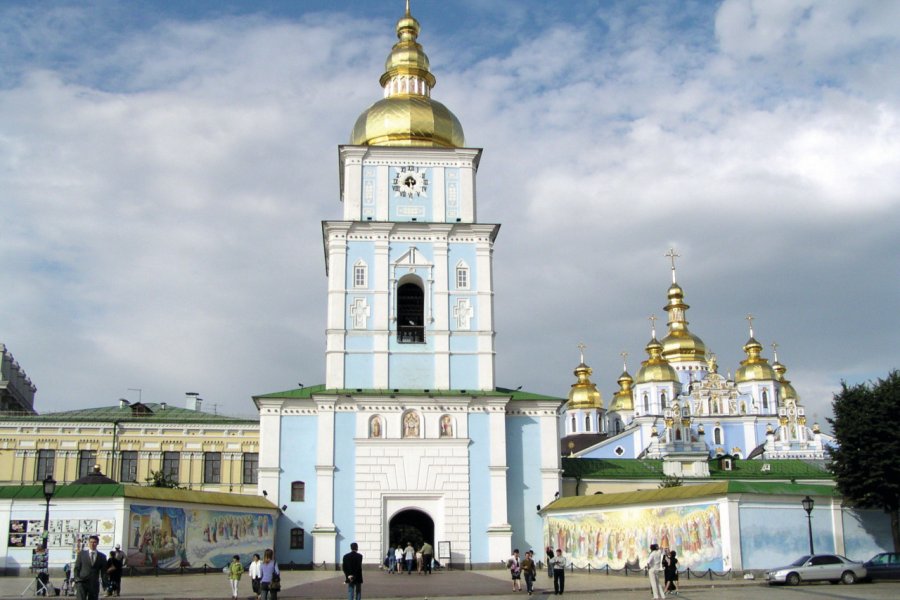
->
<box><xmin>405</xmin><ymin>0</ymin><xmax>411</xmax><ymax>16</ymax></box>
<box><xmin>665</xmin><ymin>248</ymin><xmax>680</xmax><ymax>283</ymax></box>
<box><xmin>771</xmin><ymin>341</ymin><xmax>779</xmax><ymax>362</ymax></box>
<box><xmin>746</xmin><ymin>313</ymin><xmax>755</xmax><ymax>338</ymax></box>
<box><xmin>577</xmin><ymin>342</ymin><xmax>586</xmax><ymax>364</ymax></box>
<box><xmin>620</xmin><ymin>351</ymin><xmax>628</xmax><ymax>371</ymax></box>
<box><xmin>649</xmin><ymin>314</ymin><xmax>658</xmax><ymax>338</ymax></box>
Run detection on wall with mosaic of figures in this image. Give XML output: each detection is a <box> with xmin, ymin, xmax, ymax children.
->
<box><xmin>544</xmin><ymin>502</ymin><xmax>723</xmax><ymax>571</ymax></box>
<box><xmin>127</xmin><ymin>504</ymin><xmax>275</xmax><ymax>569</ymax></box>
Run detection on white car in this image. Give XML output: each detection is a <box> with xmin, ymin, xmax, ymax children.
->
<box><xmin>766</xmin><ymin>554</ymin><xmax>867</xmax><ymax>585</ymax></box>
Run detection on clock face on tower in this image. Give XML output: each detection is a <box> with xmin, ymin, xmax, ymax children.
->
<box><xmin>392</xmin><ymin>166</ymin><xmax>429</xmax><ymax>198</ymax></box>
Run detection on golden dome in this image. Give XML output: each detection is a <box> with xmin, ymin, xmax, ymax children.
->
<box><xmin>660</xmin><ymin>282</ymin><xmax>707</xmax><ymax>363</ymax></box>
<box><xmin>772</xmin><ymin>359</ymin><xmax>799</xmax><ymax>401</ymax></box>
<box><xmin>636</xmin><ymin>338</ymin><xmax>679</xmax><ymax>384</ymax></box>
<box><xmin>567</xmin><ymin>362</ymin><xmax>603</xmax><ymax>409</ymax></box>
<box><xmin>735</xmin><ymin>336</ymin><xmax>777</xmax><ymax>382</ymax></box>
<box><xmin>350</xmin><ymin>4</ymin><xmax>465</xmax><ymax>148</ymax></box>
<box><xmin>609</xmin><ymin>369</ymin><xmax>634</xmax><ymax>411</ymax></box>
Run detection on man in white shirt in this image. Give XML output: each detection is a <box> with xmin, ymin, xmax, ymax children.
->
<box><xmin>646</xmin><ymin>543</ymin><xmax>664</xmax><ymax>599</ymax></box>
<box><xmin>550</xmin><ymin>548</ymin><xmax>568</xmax><ymax>595</ymax></box>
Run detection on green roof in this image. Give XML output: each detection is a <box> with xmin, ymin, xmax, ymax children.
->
<box><xmin>562</xmin><ymin>458</ymin><xmax>832</xmax><ymax>481</ymax></box>
<box><xmin>0</xmin><ymin>484</ymin><xmax>276</xmax><ymax>509</ymax></box>
<box><xmin>255</xmin><ymin>384</ymin><xmax>562</xmax><ymax>402</ymax></box>
<box><xmin>544</xmin><ymin>481</ymin><xmax>840</xmax><ymax>511</ymax></box>
<box><xmin>5</xmin><ymin>403</ymin><xmax>257</xmax><ymax>425</ymax></box>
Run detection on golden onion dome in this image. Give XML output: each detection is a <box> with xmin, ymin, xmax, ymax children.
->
<box><xmin>636</xmin><ymin>338</ymin><xmax>679</xmax><ymax>384</ymax></box>
<box><xmin>660</xmin><ymin>282</ymin><xmax>707</xmax><ymax>363</ymax></box>
<box><xmin>567</xmin><ymin>362</ymin><xmax>603</xmax><ymax>410</ymax></box>
<box><xmin>609</xmin><ymin>369</ymin><xmax>634</xmax><ymax>411</ymax></box>
<box><xmin>772</xmin><ymin>359</ymin><xmax>799</xmax><ymax>401</ymax></box>
<box><xmin>349</xmin><ymin>3</ymin><xmax>465</xmax><ymax>148</ymax></box>
<box><xmin>735</xmin><ymin>336</ymin><xmax>777</xmax><ymax>382</ymax></box>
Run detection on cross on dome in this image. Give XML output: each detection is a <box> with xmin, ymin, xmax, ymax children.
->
<box><xmin>746</xmin><ymin>313</ymin><xmax>755</xmax><ymax>337</ymax></box>
<box><xmin>620</xmin><ymin>350</ymin><xmax>628</xmax><ymax>371</ymax></box>
<box><xmin>665</xmin><ymin>248</ymin><xmax>680</xmax><ymax>283</ymax></box>
<box><xmin>577</xmin><ymin>342</ymin><xmax>586</xmax><ymax>364</ymax></box>
<box><xmin>771</xmin><ymin>341</ymin><xmax>779</xmax><ymax>362</ymax></box>
<box><xmin>649</xmin><ymin>314</ymin><xmax>658</xmax><ymax>338</ymax></box>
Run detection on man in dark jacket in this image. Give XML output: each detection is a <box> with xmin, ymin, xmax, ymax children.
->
<box><xmin>73</xmin><ymin>535</ymin><xmax>107</xmax><ymax>600</ymax></box>
<box><xmin>342</xmin><ymin>542</ymin><xmax>364</xmax><ymax>600</ymax></box>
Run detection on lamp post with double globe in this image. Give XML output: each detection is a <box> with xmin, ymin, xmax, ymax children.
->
<box><xmin>801</xmin><ymin>495</ymin><xmax>815</xmax><ymax>555</ymax></box>
<box><xmin>42</xmin><ymin>476</ymin><xmax>56</xmax><ymax>558</ymax></box>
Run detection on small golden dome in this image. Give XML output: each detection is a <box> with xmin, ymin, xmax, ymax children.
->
<box><xmin>772</xmin><ymin>359</ymin><xmax>799</xmax><ymax>401</ymax></box>
<box><xmin>567</xmin><ymin>362</ymin><xmax>603</xmax><ymax>409</ymax></box>
<box><xmin>350</xmin><ymin>4</ymin><xmax>465</xmax><ymax>148</ymax></box>
<box><xmin>636</xmin><ymin>338</ymin><xmax>679</xmax><ymax>384</ymax></box>
<box><xmin>609</xmin><ymin>369</ymin><xmax>634</xmax><ymax>411</ymax></box>
<box><xmin>735</xmin><ymin>336</ymin><xmax>776</xmax><ymax>382</ymax></box>
<box><xmin>661</xmin><ymin>282</ymin><xmax>707</xmax><ymax>363</ymax></box>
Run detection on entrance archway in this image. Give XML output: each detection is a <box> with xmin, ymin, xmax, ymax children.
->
<box><xmin>389</xmin><ymin>509</ymin><xmax>434</xmax><ymax>549</ymax></box>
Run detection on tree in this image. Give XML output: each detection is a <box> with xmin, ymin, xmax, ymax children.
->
<box><xmin>659</xmin><ymin>474</ymin><xmax>683</xmax><ymax>488</ymax></box>
<box><xmin>827</xmin><ymin>370</ymin><xmax>900</xmax><ymax>551</ymax></box>
<box><xmin>145</xmin><ymin>470</ymin><xmax>181</xmax><ymax>489</ymax></box>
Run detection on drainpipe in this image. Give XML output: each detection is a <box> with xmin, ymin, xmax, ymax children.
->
<box><xmin>110</xmin><ymin>420</ymin><xmax>122</xmax><ymax>480</ymax></box>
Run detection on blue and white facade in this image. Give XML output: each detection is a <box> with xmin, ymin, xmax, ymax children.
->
<box><xmin>254</xmin><ymin>6</ymin><xmax>562</xmax><ymax>569</ymax></box>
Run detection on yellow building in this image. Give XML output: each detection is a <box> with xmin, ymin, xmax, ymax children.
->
<box><xmin>0</xmin><ymin>396</ymin><xmax>259</xmax><ymax>494</ymax></box>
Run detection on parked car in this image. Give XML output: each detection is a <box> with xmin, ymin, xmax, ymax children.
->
<box><xmin>863</xmin><ymin>552</ymin><xmax>900</xmax><ymax>580</ymax></box>
<box><xmin>766</xmin><ymin>554</ymin><xmax>867</xmax><ymax>585</ymax></box>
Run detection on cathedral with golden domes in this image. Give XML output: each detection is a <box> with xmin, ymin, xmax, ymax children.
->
<box><xmin>561</xmin><ymin>251</ymin><xmax>832</xmax><ymax>476</ymax></box>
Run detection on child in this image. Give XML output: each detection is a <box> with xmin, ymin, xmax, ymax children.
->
<box><xmin>227</xmin><ymin>554</ymin><xmax>244</xmax><ymax>599</ymax></box>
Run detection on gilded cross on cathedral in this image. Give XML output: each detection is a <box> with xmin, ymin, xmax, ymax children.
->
<box><xmin>649</xmin><ymin>314</ymin><xmax>658</xmax><ymax>338</ymax></box>
<box><xmin>771</xmin><ymin>341</ymin><xmax>779</xmax><ymax>362</ymax></box>
<box><xmin>620</xmin><ymin>351</ymin><xmax>628</xmax><ymax>371</ymax></box>
<box><xmin>577</xmin><ymin>342</ymin><xmax>586</xmax><ymax>364</ymax></box>
<box><xmin>746</xmin><ymin>313</ymin><xmax>755</xmax><ymax>337</ymax></box>
<box><xmin>665</xmin><ymin>248</ymin><xmax>681</xmax><ymax>283</ymax></box>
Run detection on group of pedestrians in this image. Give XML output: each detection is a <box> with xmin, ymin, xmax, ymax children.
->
<box><xmin>384</xmin><ymin>541</ymin><xmax>435</xmax><ymax>574</ymax></box>
<box><xmin>645</xmin><ymin>543</ymin><xmax>679</xmax><ymax>598</ymax></box>
<box><xmin>508</xmin><ymin>547</ymin><xmax>568</xmax><ymax>596</ymax></box>
<box><xmin>225</xmin><ymin>548</ymin><xmax>280</xmax><ymax>600</ymax></box>
<box><xmin>64</xmin><ymin>536</ymin><xmax>126</xmax><ymax>600</ymax></box>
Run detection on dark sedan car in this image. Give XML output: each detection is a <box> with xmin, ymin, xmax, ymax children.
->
<box><xmin>864</xmin><ymin>552</ymin><xmax>900</xmax><ymax>580</ymax></box>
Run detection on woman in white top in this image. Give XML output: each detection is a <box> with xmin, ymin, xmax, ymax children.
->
<box><xmin>646</xmin><ymin>543</ymin><xmax>664</xmax><ymax>600</ymax></box>
<box><xmin>248</xmin><ymin>553</ymin><xmax>261</xmax><ymax>600</ymax></box>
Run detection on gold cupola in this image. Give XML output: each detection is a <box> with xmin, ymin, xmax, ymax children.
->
<box><xmin>609</xmin><ymin>356</ymin><xmax>634</xmax><ymax>411</ymax></box>
<box><xmin>735</xmin><ymin>317</ymin><xmax>776</xmax><ymax>382</ymax></box>
<box><xmin>660</xmin><ymin>250</ymin><xmax>707</xmax><ymax>364</ymax></box>
<box><xmin>350</xmin><ymin>2</ymin><xmax>465</xmax><ymax>148</ymax></box>
<box><xmin>771</xmin><ymin>343</ymin><xmax>799</xmax><ymax>401</ymax></box>
<box><xmin>636</xmin><ymin>335</ymin><xmax>679</xmax><ymax>384</ymax></box>
<box><xmin>567</xmin><ymin>347</ymin><xmax>603</xmax><ymax>410</ymax></box>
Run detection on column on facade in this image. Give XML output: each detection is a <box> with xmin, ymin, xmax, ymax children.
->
<box><xmin>432</xmin><ymin>231</ymin><xmax>451</xmax><ymax>388</ymax></box>
<box><xmin>486</xmin><ymin>399</ymin><xmax>512</xmax><ymax>559</ymax></box>
<box><xmin>312</xmin><ymin>400</ymin><xmax>338</xmax><ymax>566</ymax></box>
<box><xmin>325</xmin><ymin>225</ymin><xmax>349</xmax><ymax>389</ymax></box>
<box><xmin>372</xmin><ymin>227</ymin><xmax>392</xmax><ymax>388</ymax></box>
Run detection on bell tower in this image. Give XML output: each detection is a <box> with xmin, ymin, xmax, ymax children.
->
<box><xmin>323</xmin><ymin>4</ymin><xmax>498</xmax><ymax>391</ymax></box>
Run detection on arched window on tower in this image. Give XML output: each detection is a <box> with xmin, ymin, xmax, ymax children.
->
<box><xmin>397</xmin><ymin>280</ymin><xmax>425</xmax><ymax>343</ymax></box>
<box><xmin>643</xmin><ymin>393</ymin><xmax>649</xmax><ymax>413</ymax></box>
<box><xmin>714</xmin><ymin>427</ymin><xmax>722</xmax><ymax>445</ymax></box>
<box><xmin>353</xmin><ymin>260</ymin><xmax>368</xmax><ymax>288</ymax></box>
<box><xmin>570</xmin><ymin>414</ymin><xmax>577</xmax><ymax>433</ymax></box>
<box><xmin>762</xmin><ymin>389</ymin><xmax>769</xmax><ymax>410</ymax></box>
<box><xmin>455</xmin><ymin>261</ymin><xmax>470</xmax><ymax>290</ymax></box>
<box><xmin>660</xmin><ymin>392</ymin><xmax>667</xmax><ymax>409</ymax></box>
<box><xmin>585</xmin><ymin>414</ymin><xmax>591</xmax><ymax>432</ymax></box>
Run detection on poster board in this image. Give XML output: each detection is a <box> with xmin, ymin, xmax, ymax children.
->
<box><xmin>437</xmin><ymin>541</ymin><xmax>451</xmax><ymax>569</ymax></box>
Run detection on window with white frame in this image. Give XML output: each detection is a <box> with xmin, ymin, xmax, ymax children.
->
<box><xmin>353</xmin><ymin>261</ymin><xmax>368</xmax><ymax>288</ymax></box>
<box><xmin>455</xmin><ymin>261</ymin><xmax>469</xmax><ymax>290</ymax></box>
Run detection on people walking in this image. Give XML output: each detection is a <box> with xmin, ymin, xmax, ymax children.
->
<box><xmin>342</xmin><ymin>542</ymin><xmax>363</xmax><ymax>600</ymax></box>
<box><xmin>420</xmin><ymin>541</ymin><xmax>433</xmax><ymax>574</ymax></box>
<box><xmin>545</xmin><ymin>546</ymin><xmax>554</xmax><ymax>578</ymax></box>
<box><xmin>227</xmin><ymin>554</ymin><xmax>244</xmax><ymax>599</ymax></box>
<box><xmin>508</xmin><ymin>548</ymin><xmax>522</xmax><ymax>592</ymax></box>
<box><xmin>74</xmin><ymin>535</ymin><xmax>108</xmax><ymax>600</ymax></box>
<box><xmin>394</xmin><ymin>546</ymin><xmax>403</xmax><ymax>574</ymax></box>
<box><xmin>248</xmin><ymin>554</ymin><xmax>261</xmax><ymax>600</ymax></box>
<box><xmin>645</xmin><ymin>543</ymin><xmax>664</xmax><ymax>600</ymax></box>
<box><xmin>663</xmin><ymin>550</ymin><xmax>679</xmax><ymax>595</ymax></box>
<box><xmin>105</xmin><ymin>545</ymin><xmax>122</xmax><ymax>597</ymax></box>
<box><xmin>550</xmin><ymin>548</ymin><xmax>567</xmax><ymax>595</ymax></box>
<box><xmin>403</xmin><ymin>542</ymin><xmax>415</xmax><ymax>574</ymax></box>
<box><xmin>386</xmin><ymin>546</ymin><xmax>395</xmax><ymax>574</ymax></box>
<box><xmin>259</xmin><ymin>548</ymin><xmax>280</xmax><ymax>600</ymax></box>
<box><xmin>521</xmin><ymin>550</ymin><xmax>537</xmax><ymax>596</ymax></box>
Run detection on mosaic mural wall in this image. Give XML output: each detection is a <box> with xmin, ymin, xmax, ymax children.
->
<box><xmin>127</xmin><ymin>505</ymin><xmax>274</xmax><ymax>569</ymax></box>
<box><xmin>545</xmin><ymin>503</ymin><xmax>723</xmax><ymax>571</ymax></box>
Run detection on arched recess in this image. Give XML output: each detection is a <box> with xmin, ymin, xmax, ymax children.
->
<box><xmin>397</xmin><ymin>275</ymin><xmax>425</xmax><ymax>343</ymax></box>
<box><xmin>388</xmin><ymin>508</ymin><xmax>434</xmax><ymax>550</ymax></box>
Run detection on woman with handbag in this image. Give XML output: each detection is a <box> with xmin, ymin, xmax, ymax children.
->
<box><xmin>259</xmin><ymin>548</ymin><xmax>281</xmax><ymax>600</ymax></box>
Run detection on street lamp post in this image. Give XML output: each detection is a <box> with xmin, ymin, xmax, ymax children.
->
<box><xmin>42</xmin><ymin>476</ymin><xmax>57</xmax><ymax>561</ymax></box>
<box><xmin>801</xmin><ymin>495</ymin><xmax>815</xmax><ymax>555</ymax></box>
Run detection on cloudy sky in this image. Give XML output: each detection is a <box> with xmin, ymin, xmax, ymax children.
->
<box><xmin>2</xmin><ymin>0</ymin><xmax>898</xmax><ymax>426</ymax></box>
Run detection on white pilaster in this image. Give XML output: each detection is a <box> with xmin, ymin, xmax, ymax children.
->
<box><xmin>312</xmin><ymin>399</ymin><xmax>337</xmax><ymax>565</ymax></box>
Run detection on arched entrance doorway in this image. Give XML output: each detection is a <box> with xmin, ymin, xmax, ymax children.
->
<box><xmin>389</xmin><ymin>509</ymin><xmax>434</xmax><ymax>549</ymax></box>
